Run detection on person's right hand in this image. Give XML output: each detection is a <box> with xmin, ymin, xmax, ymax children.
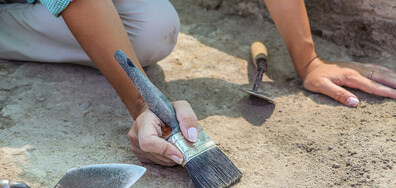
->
<box><xmin>128</xmin><ymin>100</ymin><xmax>199</xmax><ymax>166</ymax></box>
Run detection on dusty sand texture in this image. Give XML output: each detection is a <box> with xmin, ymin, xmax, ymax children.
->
<box><xmin>190</xmin><ymin>0</ymin><xmax>396</xmax><ymax>58</ymax></box>
<box><xmin>1</xmin><ymin>1</ymin><xmax>395</xmax><ymax>188</ymax></box>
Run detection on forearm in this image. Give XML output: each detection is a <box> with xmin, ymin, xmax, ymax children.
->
<box><xmin>264</xmin><ymin>0</ymin><xmax>317</xmax><ymax>79</ymax></box>
<box><xmin>62</xmin><ymin>0</ymin><xmax>147</xmax><ymax>119</ymax></box>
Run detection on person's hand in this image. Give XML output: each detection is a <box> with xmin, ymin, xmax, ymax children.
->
<box><xmin>301</xmin><ymin>58</ymin><xmax>396</xmax><ymax>107</ymax></box>
<box><xmin>128</xmin><ymin>100</ymin><xmax>199</xmax><ymax>166</ymax></box>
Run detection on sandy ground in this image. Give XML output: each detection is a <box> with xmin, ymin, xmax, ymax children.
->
<box><xmin>1</xmin><ymin>1</ymin><xmax>395</xmax><ymax>188</ymax></box>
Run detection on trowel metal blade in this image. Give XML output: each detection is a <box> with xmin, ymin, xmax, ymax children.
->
<box><xmin>240</xmin><ymin>88</ymin><xmax>276</xmax><ymax>104</ymax></box>
<box><xmin>54</xmin><ymin>164</ymin><xmax>146</xmax><ymax>188</ymax></box>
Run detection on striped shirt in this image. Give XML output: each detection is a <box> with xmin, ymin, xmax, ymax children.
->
<box><xmin>27</xmin><ymin>0</ymin><xmax>72</xmax><ymax>17</ymax></box>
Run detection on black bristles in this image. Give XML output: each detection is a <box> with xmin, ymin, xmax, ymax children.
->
<box><xmin>184</xmin><ymin>147</ymin><xmax>242</xmax><ymax>188</ymax></box>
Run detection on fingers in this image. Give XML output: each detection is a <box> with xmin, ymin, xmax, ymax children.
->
<box><xmin>137</xmin><ymin>115</ymin><xmax>183</xmax><ymax>164</ymax></box>
<box><xmin>304</xmin><ymin>60</ymin><xmax>395</xmax><ymax>107</ymax></box>
<box><xmin>140</xmin><ymin>152</ymin><xmax>177</xmax><ymax>166</ymax></box>
<box><xmin>316</xmin><ymin>79</ymin><xmax>360</xmax><ymax>107</ymax></box>
<box><xmin>135</xmin><ymin>150</ymin><xmax>178</xmax><ymax>166</ymax></box>
<box><xmin>128</xmin><ymin>111</ymin><xmax>184</xmax><ymax>166</ymax></box>
<box><xmin>345</xmin><ymin>74</ymin><xmax>396</xmax><ymax>99</ymax></box>
<box><xmin>130</xmin><ymin>136</ymin><xmax>177</xmax><ymax>166</ymax></box>
<box><xmin>172</xmin><ymin>100</ymin><xmax>199</xmax><ymax>142</ymax></box>
<box><xmin>347</xmin><ymin>62</ymin><xmax>396</xmax><ymax>88</ymax></box>
<box><xmin>369</xmin><ymin>71</ymin><xmax>396</xmax><ymax>88</ymax></box>
<box><xmin>304</xmin><ymin>77</ymin><xmax>359</xmax><ymax>107</ymax></box>
<box><xmin>361</xmin><ymin>63</ymin><xmax>395</xmax><ymax>73</ymax></box>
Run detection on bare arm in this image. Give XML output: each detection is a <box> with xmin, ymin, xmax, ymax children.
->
<box><xmin>61</xmin><ymin>0</ymin><xmax>198</xmax><ymax>166</ymax></box>
<box><xmin>62</xmin><ymin>0</ymin><xmax>146</xmax><ymax>119</ymax></box>
<box><xmin>264</xmin><ymin>0</ymin><xmax>316</xmax><ymax>78</ymax></box>
<box><xmin>264</xmin><ymin>0</ymin><xmax>396</xmax><ymax>107</ymax></box>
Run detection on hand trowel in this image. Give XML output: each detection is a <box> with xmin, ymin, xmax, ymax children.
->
<box><xmin>1</xmin><ymin>164</ymin><xmax>146</xmax><ymax>188</ymax></box>
<box><xmin>240</xmin><ymin>41</ymin><xmax>275</xmax><ymax>104</ymax></box>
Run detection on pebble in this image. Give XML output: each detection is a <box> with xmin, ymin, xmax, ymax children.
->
<box><xmin>328</xmin><ymin>146</ymin><xmax>333</xmax><ymax>150</ymax></box>
<box><xmin>345</xmin><ymin>159</ymin><xmax>351</xmax><ymax>166</ymax></box>
<box><xmin>35</xmin><ymin>96</ymin><xmax>46</xmax><ymax>102</ymax></box>
<box><xmin>332</xmin><ymin>163</ymin><xmax>341</xmax><ymax>168</ymax></box>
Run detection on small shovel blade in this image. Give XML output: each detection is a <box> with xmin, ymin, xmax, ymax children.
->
<box><xmin>54</xmin><ymin>164</ymin><xmax>146</xmax><ymax>188</ymax></box>
<box><xmin>240</xmin><ymin>88</ymin><xmax>276</xmax><ymax>104</ymax></box>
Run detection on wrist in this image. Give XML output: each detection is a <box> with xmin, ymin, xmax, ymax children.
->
<box><xmin>128</xmin><ymin>98</ymin><xmax>149</xmax><ymax>120</ymax></box>
<box><xmin>288</xmin><ymin>40</ymin><xmax>317</xmax><ymax>79</ymax></box>
<box><xmin>298</xmin><ymin>55</ymin><xmax>320</xmax><ymax>80</ymax></box>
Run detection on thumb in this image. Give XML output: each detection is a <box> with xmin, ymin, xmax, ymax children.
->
<box><xmin>308</xmin><ymin>79</ymin><xmax>360</xmax><ymax>107</ymax></box>
<box><xmin>172</xmin><ymin>100</ymin><xmax>199</xmax><ymax>142</ymax></box>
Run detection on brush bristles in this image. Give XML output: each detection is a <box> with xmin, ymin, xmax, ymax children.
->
<box><xmin>184</xmin><ymin>147</ymin><xmax>242</xmax><ymax>188</ymax></box>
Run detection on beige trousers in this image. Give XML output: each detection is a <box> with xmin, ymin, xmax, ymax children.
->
<box><xmin>0</xmin><ymin>0</ymin><xmax>180</xmax><ymax>67</ymax></box>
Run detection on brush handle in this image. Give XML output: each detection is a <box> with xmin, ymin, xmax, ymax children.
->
<box><xmin>114</xmin><ymin>50</ymin><xmax>181</xmax><ymax>136</ymax></box>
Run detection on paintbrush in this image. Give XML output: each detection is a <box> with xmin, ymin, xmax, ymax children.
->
<box><xmin>114</xmin><ymin>50</ymin><xmax>242</xmax><ymax>188</ymax></box>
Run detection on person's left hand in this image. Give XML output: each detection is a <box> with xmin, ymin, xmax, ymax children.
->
<box><xmin>301</xmin><ymin>58</ymin><xmax>396</xmax><ymax>107</ymax></box>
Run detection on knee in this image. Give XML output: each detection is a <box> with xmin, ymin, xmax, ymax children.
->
<box><xmin>118</xmin><ymin>0</ymin><xmax>180</xmax><ymax>67</ymax></box>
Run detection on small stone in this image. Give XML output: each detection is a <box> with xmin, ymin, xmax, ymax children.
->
<box><xmin>332</xmin><ymin>163</ymin><xmax>341</xmax><ymax>168</ymax></box>
<box><xmin>348</xmin><ymin>150</ymin><xmax>357</xmax><ymax>156</ymax></box>
<box><xmin>35</xmin><ymin>95</ymin><xmax>46</xmax><ymax>102</ymax></box>
<box><xmin>328</xmin><ymin>146</ymin><xmax>333</xmax><ymax>150</ymax></box>
<box><xmin>306</xmin><ymin>147</ymin><xmax>314</xmax><ymax>152</ymax></box>
<box><xmin>345</xmin><ymin>159</ymin><xmax>351</xmax><ymax>166</ymax></box>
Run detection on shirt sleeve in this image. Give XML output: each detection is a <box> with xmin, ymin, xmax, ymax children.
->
<box><xmin>38</xmin><ymin>0</ymin><xmax>73</xmax><ymax>17</ymax></box>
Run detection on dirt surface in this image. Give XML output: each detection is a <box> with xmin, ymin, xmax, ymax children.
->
<box><xmin>191</xmin><ymin>0</ymin><xmax>396</xmax><ymax>58</ymax></box>
<box><xmin>1</xmin><ymin>1</ymin><xmax>395</xmax><ymax>188</ymax></box>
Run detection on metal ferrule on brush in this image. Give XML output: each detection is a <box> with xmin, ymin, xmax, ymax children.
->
<box><xmin>168</xmin><ymin>126</ymin><xmax>216</xmax><ymax>166</ymax></box>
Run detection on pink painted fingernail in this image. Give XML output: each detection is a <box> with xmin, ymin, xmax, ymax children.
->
<box><xmin>346</xmin><ymin>97</ymin><xmax>359</xmax><ymax>107</ymax></box>
<box><xmin>188</xmin><ymin>127</ymin><xmax>198</xmax><ymax>142</ymax></box>
<box><xmin>171</xmin><ymin>155</ymin><xmax>183</xmax><ymax>164</ymax></box>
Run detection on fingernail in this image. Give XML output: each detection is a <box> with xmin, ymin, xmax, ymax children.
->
<box><xmin>346</xmin><ymin>97</ymin><xmax>359</xmax><ymax>107</ymax></box>
<box><xmin>188</xmin><ymin>127</ymin><xmax>198</xmax><ymax>142</ymax></box>
<box><xmin>171</xmin><ymin>155</ymin><xmax>183</xmax><ymax>164</ymax></box>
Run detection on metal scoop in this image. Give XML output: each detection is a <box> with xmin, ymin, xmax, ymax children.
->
<box><xmin>1</xmin><ymin>164</ymin><xmax>146</xmax><ymax>188</ymax></box>
<box><xmin>240</xmin><ymin>41</ymin><xmax>275</xmax><ymax>104</ymax></box>
<box><xmin>54</xmin><ymin>164</ymin><xmax>146</xmax><ymax>188</ymax></box>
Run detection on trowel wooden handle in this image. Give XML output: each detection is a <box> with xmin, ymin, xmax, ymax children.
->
<box><xmin>250</xmin><ymin>41</ymin><xmax>268</xmax><ymax>70</ymax></box>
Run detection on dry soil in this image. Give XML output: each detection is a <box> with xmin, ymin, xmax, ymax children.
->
<box><xmin>0</xmin><ymin>1</ymin><xmax>395</xmax><ymax>188</ymax></box>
